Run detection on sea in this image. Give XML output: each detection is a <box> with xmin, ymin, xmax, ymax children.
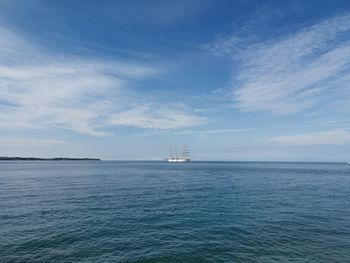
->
<box><xmin>1</xmin><ymin>161</ymin><xmax>350</xmax><ymax>262</ymax></box>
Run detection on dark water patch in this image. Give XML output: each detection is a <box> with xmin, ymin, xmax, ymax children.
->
<box><xmin>1</xmin><ymin>161</ymin><xmax>350</xmax><ymax>262</ymax></box>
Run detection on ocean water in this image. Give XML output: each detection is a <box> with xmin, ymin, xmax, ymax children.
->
<box><xmin>1</xmin><ymin>161</ymin><xmax>350</xmax><ymax>262</ymax></box>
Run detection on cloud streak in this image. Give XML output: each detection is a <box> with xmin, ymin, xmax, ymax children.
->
<box><xmin>0</xmin><ymin>25</ymin><xmax>204</xmax><ymax>135</ymax></box>
<box><xmin>267</xmin><ymin>129</ymin><xmax>350</xmax><ymax>145</ymax></box>
<box><xmin>0</xmin><ymin>138</ymin><xmax>67</xmax><ymax>147</ymax></box>
<box><xmin>214</xmin><ymin>13</ymin><xmax>350</xmax><ymax>115</ymax></box>
<box><xmin>109</xmin><ymin>104</ymin><xmax>205</xmax><ymax>129</ymax></box>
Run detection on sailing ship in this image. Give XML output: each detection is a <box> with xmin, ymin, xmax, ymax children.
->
<box><xmin>165</xmin><ymin>144</ymin><xmax>191</xmax><ymax>163</ymax></box>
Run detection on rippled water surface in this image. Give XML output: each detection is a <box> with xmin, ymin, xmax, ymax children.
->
<box><xmin>1</xmin><ymin>161</ymin><xmax>350</xmax><ymax>262</ymax></box>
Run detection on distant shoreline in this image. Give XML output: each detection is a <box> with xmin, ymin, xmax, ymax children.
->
<box><xmin>0</xmin><ymin>157</ymin><xmax>101</xmax><ymax>161</ymax></box>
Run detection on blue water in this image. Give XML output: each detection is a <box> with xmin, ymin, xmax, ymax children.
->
<box><xmin>1</xmin><ymin>161</ymin><xmax>350</xmax><ymax>262</ymax></box>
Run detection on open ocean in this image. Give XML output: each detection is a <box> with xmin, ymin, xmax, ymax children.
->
<box><xmin>1</xmin><ymin>161</ymin><xmax>350</xmax><ymax>262</ymax></box>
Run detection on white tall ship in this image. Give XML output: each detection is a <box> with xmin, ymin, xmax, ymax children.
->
<box><xmin>165</xmin><ymin>144</ymin><xmax>191</xmax><ymax>163</ymax></box>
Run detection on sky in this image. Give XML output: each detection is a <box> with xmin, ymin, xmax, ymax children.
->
<box><xmin>1</xmin><ymin>0</ymin><xmax>350</xmax><ymax>161</ymax></box>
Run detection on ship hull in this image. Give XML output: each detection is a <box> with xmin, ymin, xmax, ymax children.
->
<box><xmin>166</xmin><ymin>158</ymin><xmax>190</xmax><ymax>163</ymax></box>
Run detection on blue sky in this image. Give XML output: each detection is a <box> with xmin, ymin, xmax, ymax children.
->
<box><xmin>1</xmin><ymin>0</ymin><xmax>350</xmax><ymax>161</ymax></box>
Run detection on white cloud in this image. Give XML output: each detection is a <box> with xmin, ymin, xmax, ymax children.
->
<box><xmin>109</xmin><ymin>104</ymin><xmax>205</xmax><ymax>129</ymax></box>
<box><xmin>214</xmin><ymin>13</ymin><xmax>350</xmax><ymax>115</ymax></box>
<box><xmin>0</xmin><ymin>25</ymin><xmax>204</xmax><ymax>135</ymax></box>
<box><xmin>267</xmin><ymin>129</ymin><xmax>350</xmax><ymax>145</ymax></box>
<box><xmin>0</xmin><ymin>60</ymin><xmax>126</xmax><ymax>136</ymax></box>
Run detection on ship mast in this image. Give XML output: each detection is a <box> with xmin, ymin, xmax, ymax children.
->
<box><xmin>169</xmin><ymin>146</ymin><xmax>173</xmax><ymax>159</ymax></box>
<box><xmin>181</xmin><ymin>143</ymin><xmax>190</xmax><ymax>160</ymax></box>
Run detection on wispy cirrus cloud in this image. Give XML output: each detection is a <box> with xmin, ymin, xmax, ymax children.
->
<box><xmin>0</xmin><ymin>25</ymin><xmax>204</xmax><ymax>136</ymax></box>
<box><xmin>267</xmin><ymin>129</ymin><xmax>350</xmax><ymax>145</ymax></box>
<box><xmin>109</xmin><ymin>104</ymin><xmax>205</xmax><ymax>129</ymax></box>
<box><xmin>176</xmin><ymin>121</ymin><xmax>349</xmax><ymax>136</ymax></box>
<box><xmin>211</xmin><ymin>13</ymin><xmax>350</xmax><ymax>115</ymax></box>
